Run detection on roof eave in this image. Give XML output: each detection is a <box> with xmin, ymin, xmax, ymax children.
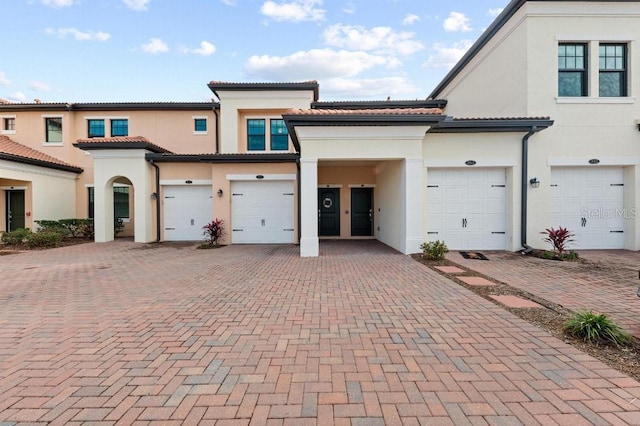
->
<box><xmin>429</xmin><ymin>118</ymin><xmax>554</xmax><ymax>133</ymax></box>
<box><xmin>73</xmin><ymin>141</ymin><xmax>171</xmax><ymax>153</ymax></box>
<box><xmin>146</xmin><ymin>153</ymin><xmax>299</xmax><ymax>163</ymax></box>
<box><xmin>0</xmin><ymin>153</ymin><xmax>83</xmax><ymax>173</ymax></box>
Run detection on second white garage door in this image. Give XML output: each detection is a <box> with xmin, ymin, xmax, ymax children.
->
<box><xmin>163</xmin><ymin>185</ymin><xmax>213</xmax><ymax>241</ymax></box>
<box><xmin>231</xmin><ymin>181</ymin><xmax>294</xmax><ymax>243</ymax></box>
<box><xmin>551</xmin><ymin>167</ymin><xmax>625</xmax><ymax>249</ymax></box>
<box><xmin>427</xmin><ymin>168</ymin><xmax>507</xmax><ymax>250</ymax></box>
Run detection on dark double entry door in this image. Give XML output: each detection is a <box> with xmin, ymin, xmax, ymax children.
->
<box><xmin>318</xmin><ymin>188</ymin><xmax>373</xmax><ymax>237</ymax></box>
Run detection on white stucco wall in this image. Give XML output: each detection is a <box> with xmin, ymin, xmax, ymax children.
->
<box><xmin>0</xmin><ymin>160</ymin><xmax>78</xmax><ymax>226</ymax></box>
<box><xmin>215</xmin><ymin>90</ymin><xmax>316</xmax><ymax>154</ymax></box>
<box><xmin>90</xmin><ymin>149</ymin><xmax>155</xmax><ymax>243</ymax></box>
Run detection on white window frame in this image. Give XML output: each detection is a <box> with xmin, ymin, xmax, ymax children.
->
<box><xmin>245</xmin><ymin>115</ymin><xmax>291</xmax><ymax>153</ymax></box>
<box><xmin>193</xmin><ymin>116</ymin><xmax>208</xmax><ymax>135</ymax></box>
<box><xmin>42</xmin><ymin>114</ymin><xmax>64</xmax><ymax>146</ymax></box>
<box><xmin>0</xmin><ymin>115</ymin><xmax>16</xmax><ymax>135</ymax></box>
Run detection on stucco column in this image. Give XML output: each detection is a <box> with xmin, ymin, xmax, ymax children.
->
<box><xmin>94</xmin><ymin>180</ymin><xmax>114</xmax><ymax>243</ymax></box>
<box><xmin>300</xmin><ymin>158</ymin><xmax>319</xmax><ymax>257</ymax></box>
<box><xmin>402</xmin><ymin>158</ymin><xmax>424</xmax><ymax>254</ymax></box>
<box><xmin>133</xmin><ymin>162</ymin><xmax>155</xmax><ymax>243</ymax></box>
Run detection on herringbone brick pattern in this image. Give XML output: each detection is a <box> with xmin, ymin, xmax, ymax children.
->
<box><xmin>0</xmin><ymin>240</ymin><xmax>638</xmax><ymax>424</ymax></box>
<box><xmin>448</xmin><ymin>250</ymin><xmax>640</xmax><ymax>339</ymax></box>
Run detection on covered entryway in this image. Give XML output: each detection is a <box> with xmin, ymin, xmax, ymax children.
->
<box><xmin>231</xmin><ymin>180</ymin><xmax>294</xmax><ymax>243</ymax></box>
<box><xmin>5</xmin><ymin>189</ymin><xmax>25</xmax><ymax>231</ymax></box>
<box><xmin>163</xmin><ymin>185</ymin><xmax>213</xmax><ymax>241</ymax></box>
<box><xmin>551</xmin><ymin>167</ymin><xmax>624</xmax><ymax>249</ymax></box>
<box><xmin>427</xmin><ymin>168</ymin><xmax>507</xmax><ymax>250</ymax></box>
<box><xmin>318</xmin><ymin>188</ymin><xmax>340</xmax><ymax>237</ymax></box>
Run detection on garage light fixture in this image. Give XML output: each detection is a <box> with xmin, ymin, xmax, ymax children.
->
<box><xmin>529</xmin><ymin>177</ymin><xmax>540</xmax><ymax>188</ymax></box>
<box><xmin>217</xmin><ymin>188</ymin><xmax>224</xmax><ymax>197</ymax></box>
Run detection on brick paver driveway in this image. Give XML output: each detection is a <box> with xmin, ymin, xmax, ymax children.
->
<box><xmin>448</xmin><ymin>250</ymin><xmax>640</xmax><ymax>339</ymax></box>
<box><xmin>1</xmin><ymin>240</ymin><xmax>639</xmax><ymax>425</ymax></box>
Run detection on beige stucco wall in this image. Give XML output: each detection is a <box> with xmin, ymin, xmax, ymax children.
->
<box><xmin>318</xmin><ymin>164</ymin><xmax>377</xmax><ymax>239</ymax></box>
<box><xmin>375</xmin><ymin>161</ymin><xmax>404</xmax><ymax>250</ymax></box>
<box><xmin>157</xmin><ymin>162</ymin><xmax>297</xmax><ymax>244</ymax></box>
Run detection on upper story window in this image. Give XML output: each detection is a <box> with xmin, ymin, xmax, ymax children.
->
<box><xmin>194</xmin><ymin>117</ymin><xmax>207</xmax><ymax>134</ymax></box>
<box><xmin>558</xmin><ymin>43</ymin><xmax>587</xmax><ymax>97</ymax></box>
<box><xmin>599</xmin><ymin>43</ymin><xmax>627</xmax><ymax>97</ymax></box>
<box><xmin>45</xmin><ymin>117</ymin><xmax>63</xmax><ymax>143</ymax></box>
<box><xmin>88</xmin><ymin>119</ymin><xmax>105</xmax><ymax>138</ymax></box>
<box><xmin>247</xmin><ymin>119</ymin><xmax>266</xmax><ymax>151</ymax></box>
<box><xmin>1</xmin><ymin>116</ymin><xmax>15</xmax><ymax>134</ymax></box>
<box><xmin>111</xmin><ymin>119</ymin><xmax>128</xmax><ymax>137</ymax></box>
<box><xmin>270</xmin><ymin>119</ymin><xmax>289</xmax><ymax>150</ymax></box>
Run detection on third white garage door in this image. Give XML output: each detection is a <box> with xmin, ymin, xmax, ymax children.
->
<box><xmin>551</xmin><ymin>167</ymin><xmax>625</xmax><ymax>249</ymax></box>
<box><xmin>427</xmin><ymin>168</ymin><xmax>507</xmax><ymax>250</ymax></box>
<box><xmin>231</xmin><ymin>180</ymin><xmax>295</xmax><ymax>244</ymax></box>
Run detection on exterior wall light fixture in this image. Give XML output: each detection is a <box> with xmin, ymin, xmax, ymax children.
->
<box><xmin>217</xmin><ymin>188</ymin><xmax>224</xmax><ymax>197</ymax></box>
<box><xmin>529</xmin><ymin>177</ymin><xmax>540</xmax><ymax>188</ymax></box>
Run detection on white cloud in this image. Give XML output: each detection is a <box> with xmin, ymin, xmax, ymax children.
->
<box><xmin>403</xmin><ymin>14</ymin><xmax>420</xmax><ymax>26</ymax></box>
<box><xmin>245</xmin><ymin>48</ymin><xmax>395</xmax><ymax>80</ymax></box>
<box><xmin>443</xmin><ymin>11</ymin><xmax>472</xmax><ymax>32</ymax></box>
<box><xmin>141</xmin><ymin>38</ymin><xmax>169</xmax><ymax>54</ymax></box>
<box><xmin>29</xmin><ymin>81</ymin><xmax>52</xmax><ymax>92</ymax></box>
<box><xmin>323</xmin><ymin>24</ymin><xmax>424</xmax><ymax>56</ymax></box>
<box><xmin>8</xmin><ymin>92</ymin><xmax>27</xmax><ymax>103</ymax></box>
<box><xmin>123</xmin><ymin>0</ymin><xmax>150</xmax><ymax>11</ymax></box>
<box><xmin>221</xmin><ymin>0</ymin><xmax>236</xmax><ymax>4</ymax></box>
<box><xmin>322</xmin><ymin>76</ymin><xmax>418</xmax><ymax>99</ymax></box>
<box><xmin>488</xmin><ymin>8</ymin><xmax>503</xmax><ymax>18</ymax></box>
<box><xmin>45</xmin><ymin>28</ymin><xmax>111</xmax><ymax>42</ymax></box>
<box><xmin>184</xmin><ymin>41</ymin><xmax>216</xmax><ymax>56</ymax></box>
<box><xmin>41</xmin><ymin>0</ymin><xmax>74</xmax><ymax>7</ymax></box>
<box><xmin>342</xmin><ymin>2</ymin><xmax>355</xmax><ymax>14</ymax></box>
<box><xmin>261</xmin><ymin>0</ymin><xmax>325</xmax><ymax>22</ymax></box>
<box><xmin>423</xmin><ymin>40</ymin><xmax>474</xmax><ymax>69</ymax></box>
<box><xmin>0</xmin><ymin>72</ymin><xmax>10</xmax><ymax>86</ymax></box>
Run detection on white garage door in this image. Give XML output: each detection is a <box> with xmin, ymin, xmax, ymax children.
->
<box><xmin>231</xmin><ymin>181</ymin><xmax>294</xmax><ymax>243</ymax></box>
<box><xmin>427</xmin><ymin>168</ymin><xmax>507</xmax><ymax>250</ymax></box>
<box><xmin>551</xmin><ymin>167</ymin><xmax>624</xmax><ymax>249</ymax></box>
<box><xmin>163</xmin><ymin>185</ymin><xmax>213</xmax><ymax>241</ymax></box>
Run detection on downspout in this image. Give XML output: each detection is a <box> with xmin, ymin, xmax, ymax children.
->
<box><xmin>296</xmin><ymin>159</ymin><xmax>301</xmax><ymax>244</ymax></box>
<box><xmin>150</xmin><ymin>159</ymin><xmax>161</xmax><ymax>242</ymax></box>
<box><xmin>213</xmin><ymin>108</ymin><xmax>220</xmax><ymax>154</ymax></box>
<box><xmin>521</xmin><ymin>126</ymin><xmax>538</xmax><ymax>253</ymax></box>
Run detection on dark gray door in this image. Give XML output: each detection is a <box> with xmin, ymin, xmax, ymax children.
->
<box><xmin>318</xmin><ymin>188</ymin><xmax>340</xmax><ymax>236</ymax></box>
<box><xmin>6</xmin><ymin>190</ymin><xmax>25</xmax><ymax>231</ymax></box>
<box><xmin>351</xmin><ymin>188</ymin><xmax>373</xmax><ymax>236</ymax></box>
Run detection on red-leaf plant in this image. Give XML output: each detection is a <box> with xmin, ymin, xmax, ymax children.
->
<box><xmin>541</xmin><ymin>226</ymin><xmax>575</xmax><ymax>255</ymax></box>
<box><xmin>203</xmin><ymin>218</ymin><xmax>225</xmax><ymax>247</ymax></box>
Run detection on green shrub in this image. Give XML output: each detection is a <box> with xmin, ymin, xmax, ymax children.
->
<box><xmin>35</xmin><ymin>220</ymin><xmax>64</xmax><ymax>232</ymax></box>
<box><xmin>563</xmin><ymin>310</ymin><xmax>631</xmax><ymax>346</ymax></box>
<box><xmin>58</xmin><ymin>219</ymin><xmax>85</xmax><ymax>237</ymax></box>
<box><xmin>420</xmin><ymin>240</ymin><xmax>449</xmax><ymax>261</ymax></box>
<box><xmin>80</xmin><ymin>219</ymin><xmax>95</xmax><ymax>239</ymax></box>
<box><xmin>26</xmin><ymin>230</ymin><xmax>62</xmax><ymax>249</ymax></box>
<box><xmin>1</xmin><ymin>228</ymin><xmax>32</xmax><ymax>246</ymax></box>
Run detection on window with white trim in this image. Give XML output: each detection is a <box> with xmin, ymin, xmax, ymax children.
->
<box><xmin>193</xmin><ymin>117</ymin><xmax>207</xmax><ymax>134</ymax></box>
<box><xmin>45</xmin><ymin>117</ymin><xmax>63</xmax><ymax>144</ymax></box>
<box><xmin>246</xmin><ymin>117</ymin><xmax>290</xmax><ymax>152</ymax></box>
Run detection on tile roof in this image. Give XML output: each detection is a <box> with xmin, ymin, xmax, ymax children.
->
<box><xmin>0</xmin><ymin>135</ymin><xmax>83</xmax><ymax>173</ymax></box>
<box><xmin>74</xmin><ymin>136</ymin><xmax>172</xmax><ymax>154</ymax></box>
<box><xmin>285</xmin><ymin>107</ymin><xmax>444</xmax><ymax>116</ymax></box>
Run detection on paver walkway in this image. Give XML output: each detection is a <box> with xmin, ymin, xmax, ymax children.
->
<box><xmin>448</xmin><ymin>250</ymin><xmax>640</xmax><ymax>339</ymax></box>
<box><xmin>0</xmin><ymin>240</ymin><xmax>639</xmax><ymax>425</ymax></box>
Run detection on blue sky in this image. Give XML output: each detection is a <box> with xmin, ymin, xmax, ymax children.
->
<box><xmin>1</xmin><ymin>0</ymin><xmax>508</xmax><ymax>103</ymax></box>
